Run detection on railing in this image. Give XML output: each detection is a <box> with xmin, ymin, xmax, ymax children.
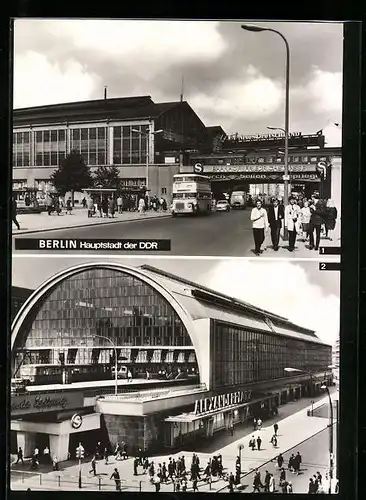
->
<box><xmin>11</xmin><ymin>470</ymin><xmax>217</xmax><ymax>492</ymax></box>
<box><xmin>99</xmin><ymin>383</ymin><xmax>207</xmax><ymax>402</ymax></box>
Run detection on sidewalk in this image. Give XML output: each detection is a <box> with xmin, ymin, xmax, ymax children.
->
<box><xmin>10</xmin><ymin>393</ymin><xmax>334</xmax><ymax>492</ymax></box>
<box><xmin>12</xmin><ymin>208</ymin><xmax>171</xmax><ymax>235</ymax></box>
<box><xmin>260</xmin><ymin>221</ymin><xmax>341</xmax><ymax>259</ymax></box>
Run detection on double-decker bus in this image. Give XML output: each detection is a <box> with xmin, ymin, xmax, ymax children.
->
<box><xmin>172</xmin><ymin>174</ymin><xmax>213</xmax><ymax>217</ymax></box>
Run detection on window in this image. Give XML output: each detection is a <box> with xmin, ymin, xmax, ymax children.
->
<box><xmin>15</xmin><ymin>268</ymin><xmax>197</xmax><ymax>383</ymax></box>
<box><xmin>161</xmin><ymin>188</ymin><xmax>167</xmax><ymax>195</ymax></box>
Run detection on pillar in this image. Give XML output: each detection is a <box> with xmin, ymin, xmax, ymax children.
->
<box><xmin>17</xmin><ymin>431</ymin><xmax>36</xmax><ymax>458</ymax></box>
<box><xmin>49</xmin><ymin>433</ymin><xmax>70</xmax><ymax>462</ymax></box>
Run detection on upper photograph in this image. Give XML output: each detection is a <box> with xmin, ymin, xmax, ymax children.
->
<box><xmin>12</xmin><ymin>20</ymin><xmax>342</xmax><ymax>257</ymax></box>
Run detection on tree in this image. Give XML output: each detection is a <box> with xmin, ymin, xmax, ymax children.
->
<box><xmin>93</xmin><ymin>165</ymin><xmax>121</xmax><ymax>190</ymax></box>
<box><xmin>50</xmin><ymin>151</ymin><xmax>93</xmax><ymax>202</ymax></box>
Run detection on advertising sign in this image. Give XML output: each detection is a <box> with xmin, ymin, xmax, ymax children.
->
<box><xmin>194</xmin><ymin>390</ymin><xmax>252</xmax><ymax>416</ymax></box>
<box><xmin>11</xmin><ymin>391</ymin><xmax>84</xmax><ymax>416</ymax></box>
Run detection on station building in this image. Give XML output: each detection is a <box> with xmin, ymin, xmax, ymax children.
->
<box><xmin>11</xmin><ymin>263</ymin><xmax>333</xmax><ymax>460</ymax></box>
<box><xmin>12</xmin><ymin>96</ymin><xmax>209</xmax><ymax>201</ymax></box>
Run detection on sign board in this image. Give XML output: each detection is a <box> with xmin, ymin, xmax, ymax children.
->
<box><xmin>71</xmin><ymin>413</ymin><xmax>83</xmax><ymax>429</ymax></box>
<box><xmin>165</xmin><ymin>157</ymin><xmax>176</xmax><ymax>164</ymax></box>
<box><xmin>193</xmin><ymin>163</ymin><xmax>203</xmax><ymax>173</ymax></box>
<box><xmin>210</xmin><ymin>173</ymin><xmax>319</xmax><ymax>182</ymax></box>
<box><xmin>194</xmin><ymin>390</ymin><xmax>252</xmax><ymax>416</ymax></box>
<box><xmin>190</xmin><ymin>164</ymin><xmax>317</xmax><ymax>174</ymax></box>
<box><xmin>11</xmin><ymin>391</ymin><xmax>84</xmax><ymax>417</ymax></box>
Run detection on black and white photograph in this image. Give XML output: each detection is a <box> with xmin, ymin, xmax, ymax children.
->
<box><xmin>10</xmin><ymin>256</ymin><xmax>339</xmax><ymax>493</ymax></box>
<box><xmin>11</xmin><ymin>19</ymin><xmax>342</xmax><ymax>257</ymax></box>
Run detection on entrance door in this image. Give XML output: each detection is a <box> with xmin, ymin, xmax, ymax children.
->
<box><xmin>164</xmin><ymin>424</ymin><xmax>174</xmax><ymax>448</ymax></box>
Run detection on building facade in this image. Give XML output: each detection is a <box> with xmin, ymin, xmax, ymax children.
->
<box><xmin>11</xmin><ymin>263</ymin><xmax>333</xmax><ymax>460</ymax></box>
<box><xmin>12</xmin><ymin>96</ymin><xmax>208</xmax><ymax>201</ymax></box>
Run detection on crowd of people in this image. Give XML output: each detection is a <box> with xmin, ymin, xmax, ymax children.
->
<box><xmin>84</xmin><ymin>194</ymin><xmax>168</xmax><ymax>218</ymax></box>
<box><xmin>250</xmin><ymin>192</ymin><xmax>338</xmax><ymax>255</ymax></box>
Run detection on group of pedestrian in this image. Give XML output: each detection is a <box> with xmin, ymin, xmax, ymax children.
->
<box><xmin>250</xmin><ymin>193</ymin><xmax>338</xmax><ymax>255</ymax></box>
<box><xmin>114</xmin><ymin>442</ymin><xmax>128</xmax><ymax>460</ymax></box>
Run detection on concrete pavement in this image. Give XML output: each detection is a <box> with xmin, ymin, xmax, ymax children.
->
<box><xmin>12</xmin><ymin>208</ymin><xmax>171</xmax><ymax>235</ymax></box>
<box><xmin>10</xmin><ymin>394</ymin><xmax>335</xmax><ymax>492</ymax></box>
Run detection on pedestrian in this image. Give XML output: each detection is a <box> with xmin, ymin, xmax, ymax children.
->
<box><xmin>11</xmin><ymin>197</ymin><xmax>21</xmax><ymax>229</ymax></box>
<box><xmin>43</xmin><ymin>445</ymin><xmax>50</xmax><ymax>464</ymax></box>
<box><xmin>168</xmin><ymin>458</ymin><xmax>174</xmax><ymax>480</ymax></box>
<box><xmin>87</xmin><ymin>197</ymin><xmax>94</xmax><ymax>217</ymax></box>
<box><xmin>110</xmin><ymin>468</ymin><xmax>121</xmax><ymax>491</ymax></box>
<box><xmin>138</xmin><ymin>197</ymin><xmax>145</xmax><ymax>215</ymax></box>
<box><xmin>89</xmin><ymin>455</ymin><xmax>97</xmax><ymax>476</ymax></box>
<box><xmin>81</xmin><ymin>197</ymin><xmax>86</xmax><ymax>208</ymax></box>
<box><xmin>300</xmin><ymin>200</ymin><xmax>311</xmax><ymax>241</ymax></box>
<box><xmin>161</xmin><ymin>462</ymin><xmax>167</xmax><ymax>483</ymax></box>
<box><xmin>288</xmin><ymin>454</ymin><xmax>295</xmax><ymax>473</ymax></box>
<box><xmin>280</xmin><ymin>467</ymin><xmax>286</xmax><ymax>487</ymax></box>
<box><xmin>229</xmin><ymin>423</ymin><xmax>234</xmax><ymax>436</ymax></box>
<box><xmin>122</xmin><ymin>442</ymin><xmax>128</xmax><ymax>459</ymax></box>
<box><xmin>273</xmin><ymin>423</ymin><xmax>279</xmax><ymax>436</ymax></box>
<box><xmin>257</xmin><ymin>417</ymin><xmax>262</xmax><ymax>430</ymax></box>
<box><xmin>192</xmin><ymin>477</ymin><xmax>199</xmax><ymax>492</ymax></box>
<box><xmin>277</xmin><ymin>453</ymin><xmax>284</xmax><ymax>469</ymax></box>
<box><xmin>253</xmin><ymin>417</ymin><xmax>257</xmax><ymax>430</ymax></box>
<box><xmin>249</xmin><ymin>435</ymin><xmax>256</xmax><ymax>450</ymax></box>
<box><xmin>108</xmin><ymin>196</ymin><xmax>115</xmax><ymax>218</ymax></box>
<box><xmin>52</xmin><ymin>455</ymin><xmax>59</xmax><ymax>471</ymax></box>
<box><xmin>66</xmin><ymin>197</ymin><xmax>73</xmax><ymax>215</ymax></box>
<box><xmin>30</xmin><ymin>455</ymin><xmax>38</xmax><ymax>470</ymax></box>
<box><xmin>149</xmin><ymin>461</ymin><xmax>155</xmax><ymax>482</ymax></box>
<box><xmin>313</xmin><ymin>474</ymin><xmax>319</xmax><ymax>493</ymax></box>
<box><xmin>104</xmin><ymin>446</ymin><xmax>109</xmax><ymax>465</ymax></box>
<box><xmin>228</xmin><ymin>472</ymin><xmax>235</xmax><ymax>493</ymax></box>
<box><xmin>294</xmin><ymin>451</ymin><xmax>302</xmax><ymax>474</ymax></box>
<box><xmin>308</xmin><ymin>194</ymin><xmax>327</xmax><ymax>251</ymax></box>
<box><xmin>264</xmin><ymin>470</ymin><xmax>271</xmax><ymax>492</ymax></box>
<box><xmin>287</xmin><ymin>481</ymin><xmax>293</xmax><ymax>493</ymax></box>
<box><xmin>34</xmin><ymin>447</ymin><xmax>39</xmax><ymax>461</ymax></box>
<box><xmin>324</xmin><ymin>199</ymin><xmax>338</xmax><ymax>240</ymax></box>
<box><xmin>253</xmin><ymin>470</ymin><xmax>263</xmax><ymax>492</ymax></box>
<box><xmin>267</xmin><ymin>197</ymin><xmax>284</xmax><ymax>251</ymax></box>
<box><xmin>308</xmin><ymin>477</ymin><xmax>315</xmax><ymax>494</ymax></box>
<box><xmin>16</xmin><ymin>447</ymin><xmax>24</xmax><ymax>465</ymax></box>
<box><xmin>127</xmin><ymin>370</ymin><xmax>133</xmax><ymax>382</ymax></box>
<box><xmin>154</xmin><ymin>474</ymin><xmax>161</xmax><ymax>492</ymax></box>
<box><xmin>256</xmin><ymin>435</ymin><xmax>262</xmax><ymax>451</ymax></box>
<box><xmin>269</xmin><ymin>473</ymin><xmax>275</xmax><ymax>493</ymax></box>
<box><xmin>285</xmin><ymin>197</ymin><xmax>301</xmax><ymax>252</ymax></box>
<box><xmin>133</xmin><ymin>457</ymin><xmax>139</xmax><ymax>476</ymax></box>
<box><xmin>250</xmin><ymin>199</ymin><xmax>269</xmax><ymax>255</ymax></box>
<box><xmin>117</xmin><ymin>195</ymin><xmax>123</xmax><ymax>214</ymax></box>
<box><xmin>270</xmin><ymin>434</ymin><xmax>277</xmax><ymax>448</ymax></box>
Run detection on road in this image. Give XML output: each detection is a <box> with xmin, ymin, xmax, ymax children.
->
<box><xmin>13</xmin><ymin>209</ymin><xmax>331</xmax><ymax>257</ymax></box>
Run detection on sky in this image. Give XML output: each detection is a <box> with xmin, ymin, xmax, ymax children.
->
<box><xmin>12</xmin><ymin>256</ymin><xmax>339</xmax><ymax>346</ymax></box>
<box><xmin>13</xmin><ymin>19</ymin><xmax>343</xmax><ymax>147</ymax></box>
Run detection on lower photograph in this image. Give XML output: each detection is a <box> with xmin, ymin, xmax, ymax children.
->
<box><xmin>10</xmin><ymin>256</ymin><xmax>340</xmax><ymax>494</ymax></box>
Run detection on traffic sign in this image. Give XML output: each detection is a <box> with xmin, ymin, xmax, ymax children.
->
<box><xmin>193</xmin><ymin>163</ymin><xmax>203</xmax><ymax>173</ymax></box>
<box><xmin>71</xmin><ymin>413</ymin><xmax>83</xmax><ymax>430</ymax></box>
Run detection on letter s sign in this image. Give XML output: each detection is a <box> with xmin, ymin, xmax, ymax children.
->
<box><xmin>194</xmin><ymin>163</ymin><xmax>203</xmax><ymax>173</ymax></box>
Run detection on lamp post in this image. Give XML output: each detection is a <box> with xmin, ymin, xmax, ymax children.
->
<box><xmin>94</xmin><ymin>334</ymin><xmax>118</xmax><ymax>396</ymax></box>
<box><xmin>284</xmin><ymin>367</ymin><xmax>334</xmax><ymax>493</ymax></box>
<box><xmin>241</xmin><ymin>24</ymin><xmax>290</xmax><ymax>240</ymax></box>
<box><xmin>131</xmin><ymin>128</ymin><xmax>163</xmax><ymax>193</ymax></box>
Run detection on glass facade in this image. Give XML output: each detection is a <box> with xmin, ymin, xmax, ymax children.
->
<box><xmin>14</xmin><ymin>268</ymin><xmax>198</xmax><ymax>384</ymax></box>
<box><xmin>13</xmin><ymin>132</ymin><xmax>31</xmax><ymax>167</ymax></box>
<box><xmin>113</xmin><ymin>125</ymin><xmax>148</xmax><ymax>164</ymax></box>
<box><xmin>34</xmin><ymin>129</ymin><xmax>68</xmax><ymax>167</ymax></box>
<box><xmin>70</xmin><ymin>126</ymin><xmax>107</xmax><ymax>166</ymax></box>
<box><xmin>212</xmin><ymin>320</ymin><xmax>331</xmax><ymax>390</ymax></box>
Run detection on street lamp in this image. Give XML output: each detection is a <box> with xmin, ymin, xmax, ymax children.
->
<box><xmin>242</xmin><ymin>24</ymin><xmax>290</xmax><ymax>240</ymax></box>
<box><xmin>94</xmin><ymin>334</ymin><xmax>118</xmax><ymax>396</ymax></box>
<box><xmin>284</xmin><ymin>367</ymin><xmax>334</xmax><ymax>493</ymax></box>
<box><xmin>131</xmin><ymin>128</ymin><xmax>163</xmax><ymax>193</ymax></box>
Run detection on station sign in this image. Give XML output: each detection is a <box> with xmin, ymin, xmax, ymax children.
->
<box><xmin>210</xmin><ymin>173</ymin><xmax>319</xmax><ymax>182</ymax></box>
<box><xmin>11</xmin><ymin>391</ymin><xmax>84</xmax><ymax>416</ymax></box>
<box><xmin>194</xmin><ymin>390</ymin><xmax>252</xmax><ymax>416</ymax></box>
<box><xmin>194</xmin><ymin>164</ymin><xmax>317</xmax><ymax>174</ymax></box>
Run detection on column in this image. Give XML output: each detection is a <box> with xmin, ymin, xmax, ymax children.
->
<box><xmin>17</xmin><ymin>431</ymin><xmax>36</xmax><ymax>458</ymax></box>
<box><xmin>49</xmin><ymin>433</ymin><xmax>70</xmax><ymax>462</ymax></box>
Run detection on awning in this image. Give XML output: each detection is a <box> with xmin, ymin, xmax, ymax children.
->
<box><xmin>164</xmin><ymin>394</ymin><xmax>273</xmax><ymax>423</ymax></box>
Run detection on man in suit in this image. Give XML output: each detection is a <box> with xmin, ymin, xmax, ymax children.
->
<box><xmin>267</xmin><ymin>198</ymin><xmax>284</xmax><ymax>251</ymax></box>
<box><xmin>309</xmin><ymin>194</ymin><xmax>327</xmax><ymax>251</ymax></box>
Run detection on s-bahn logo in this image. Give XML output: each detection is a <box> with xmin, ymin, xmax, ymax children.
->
<box><xmin>193</xmin><ymin>163</ymin><xmax>203</xmax><ymax>173</ymax></box>
<box><xmin>71</xmin><ymin>413</ymin><xmax>83</xmax><ymax>429</ymax></box>
<box><xmin>316</xmin><ymin>161</ymin><xmax>329</xmax><ymax>180</ymax></box>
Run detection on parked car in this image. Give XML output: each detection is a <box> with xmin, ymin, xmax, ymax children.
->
<box><xmin>216</xmin><ymin>200</ymin><xmax>231</xmax><ymax>212</ymax></box>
